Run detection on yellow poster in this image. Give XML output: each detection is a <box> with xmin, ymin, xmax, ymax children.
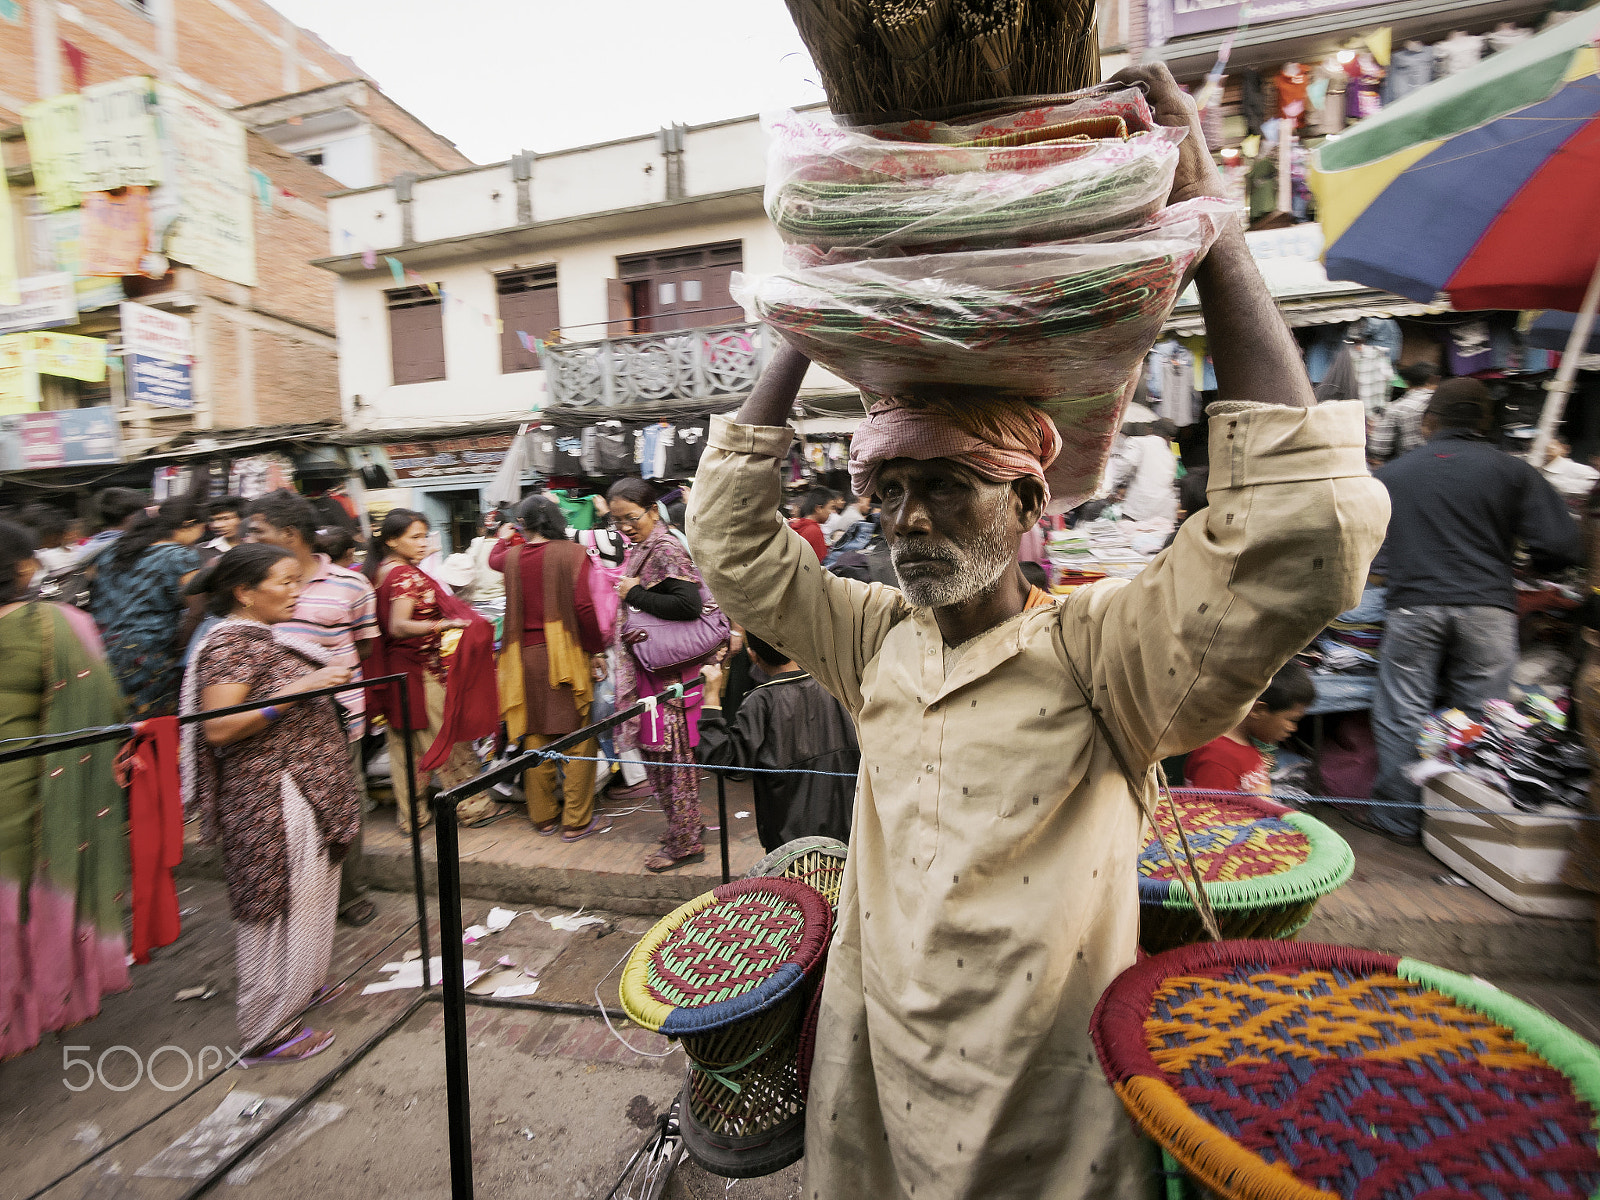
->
<box><xmin>31</xmin><ymin>331</ymin><xmax>105</xmax><ymax>382</ymax></box>
<box><xmin>0</xmin><ymin>166</ymin><xmax>18</xmax><ymax>307</ymax></box>
<box><xmin>0</xmin><ymin>334</ymin><xmax>41</xmax><ymax>414</ymax></box>
<box><xmin>22</xmin><ymin>94</ymin><xmax>85</xmax><ymax>213</ymax></box>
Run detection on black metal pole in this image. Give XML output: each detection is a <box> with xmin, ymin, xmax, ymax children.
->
<box><xmin>716</xmin><ymin>771</ymin><xmax>730</xmax><ymax>884</ymax></box>
<box><xmin>431</xmin><ymin>791</ymin><xmax>474</xmax><ymax>1200</ymax></box>
<box><xmin>397</xmin><ymin>680</ymin><xmax>430</xmax><ymax>990</ymax></box>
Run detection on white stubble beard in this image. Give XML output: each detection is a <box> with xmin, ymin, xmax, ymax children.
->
<box><xmin>891</xmin><ymin>489</ymin><xmax>1017</xmax><ymax>609</ymax></box>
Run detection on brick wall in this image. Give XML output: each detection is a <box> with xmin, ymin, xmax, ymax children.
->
<box><xmin>246</xmin><ymin>133</ymin><xmax>337</xmax><ymax>332</ymax></box>
<box><xmin>0</xmin><ymin>0</ymin><xmax>366</xmax><ymax>123</ymax></box>
<box><xmin>360</xmin><ymin>90</ymin><xmax>473</xmax><ymax>173</ymax></box>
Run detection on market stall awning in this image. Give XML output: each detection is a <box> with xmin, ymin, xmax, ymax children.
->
<box><xmin>1164</xmin><ymin>288</ymin><xmax>1446</xmax><ymax>337</ymax></box>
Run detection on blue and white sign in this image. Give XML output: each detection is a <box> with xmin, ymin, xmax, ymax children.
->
<box><xmin>128</xmin><ymin>351</ymin><xmax>192</xmax><ymax>409</ymax></box>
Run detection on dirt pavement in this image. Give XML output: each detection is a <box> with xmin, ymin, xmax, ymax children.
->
<box><xmin>1</xmin><ymin>880</ymin><xmax>801</xmax><ymax>1200</ymax></box>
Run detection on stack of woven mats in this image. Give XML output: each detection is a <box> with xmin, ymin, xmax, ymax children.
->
<box><xmin>620</xmin><ymin>877</ymin><xmax>831</xmax><ymax>1178</ymax></box>
<box><xmin>1140</xmin><ymin>792</ymin><xmax>1354</xmax><ymax>954</ymax></box>
<box><xmin>1092</xmin><ymin>940</ymin><xmax>1600</xmax><ymax>1200</ymax></box>
<box><xmin>746</xmin><ymin>84</ymin><xmax>1232</xmax><ymax>511</ymax></box>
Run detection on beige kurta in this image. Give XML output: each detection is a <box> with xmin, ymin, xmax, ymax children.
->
<box><xmin>686</xmin><ymin>400</ymin><xmax>1388</xmax><ymax>1200</ymax></box>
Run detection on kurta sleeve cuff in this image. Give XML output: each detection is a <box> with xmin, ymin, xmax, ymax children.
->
<box><xmin>1205</xmin><ymin>399</ymin><xmax>1370</xmax><ymax>491</ymax></box>
<box><xmin>708</xmin><ymin>413</ymin><xmax>795</xmax><ymax>459</ymax></box>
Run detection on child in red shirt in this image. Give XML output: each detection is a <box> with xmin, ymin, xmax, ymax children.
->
<box><xmin>1185</xmin><ymin>661</ymin><xmax>1315</xmax><ymax>795</ymax></box>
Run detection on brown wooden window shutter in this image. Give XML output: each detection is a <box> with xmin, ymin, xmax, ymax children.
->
<box><xmin>496</xmin><ymin>267</ymin><xmax>559</xmax><ymax>373</ymax></box>
<box><xmin>386</xmin><ymin>286</ymin><xmax>445</xmax><ymax>385</ymax></box>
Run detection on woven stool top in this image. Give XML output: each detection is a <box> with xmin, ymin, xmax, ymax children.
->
<box><xmin>621</xmin><ymin>878</ymin><xmax>831</xmax><ymax>1038</ymax></box>
<box><xmin>1139</xmin><ymin>792</ymin><xmax>1353</xmax><ymax>912</ymax></box>
<box><xmin>1092</xmin><ymin>940</ymin><xmax>1600</xmax><ymax>1200</ymax></box>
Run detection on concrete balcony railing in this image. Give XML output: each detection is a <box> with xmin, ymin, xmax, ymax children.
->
<box><xmin>540</xmin><ymin>322</ymin><xmax>770</xmax><ymax>407</ymax></box>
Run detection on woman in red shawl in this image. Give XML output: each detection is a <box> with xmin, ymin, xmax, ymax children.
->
<box><xmin>364</xmin><ymin>510</ymin><xmax>499</xmax><ymax>833</ymax></box>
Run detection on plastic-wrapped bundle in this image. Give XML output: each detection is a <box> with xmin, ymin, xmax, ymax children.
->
<box><xmin>769</xmin><ymin>130</ymin><xmax>1181</xmax><ymax>252</ymax></box>
<box><xmin>741</xmin><ymin>198</ymin><xmax>1233</xmax><ymax>404</ymax></box>
<box><xmin>859</xmin><ymin>84</ymin><xmax>1158</xmax><ymax>146</ymax></box>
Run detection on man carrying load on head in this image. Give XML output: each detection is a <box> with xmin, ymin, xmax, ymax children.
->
<box><xmin>686</xmin><ymin>64</ymin><xmax>1388</xmax><ymax>1200</ymax></box>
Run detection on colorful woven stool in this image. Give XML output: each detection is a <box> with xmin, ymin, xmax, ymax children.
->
<box><xmin>620</xmin><ymin>878</ymin><xmax>832</xmax><ymax>1178</ymax></box>
<box><xmin>1092</xmin><ymin>940</ymin><xmax>1600</xmax><ymax>1200</ymax></box>
<box><xmin>745</xmin><ymin>836</ymin><xmax>849</xmax><ymax>908</ymax></box>
<box><xmin>1140</xmin><ymin>792</ymin><xmax>1353</xmax><ymax>953</ymax></box>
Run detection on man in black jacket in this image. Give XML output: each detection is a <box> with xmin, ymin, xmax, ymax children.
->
<box><xmin>697</xmin><ymin>633</ymin><xmax>859</xmax><ymax>851</ymax></box>
<box><xmin>1368</xmin><ymin>378</ymin><xmax>1582</xmax><ymax>842</ymax></box>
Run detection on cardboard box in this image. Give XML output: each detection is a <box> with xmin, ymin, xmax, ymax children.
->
<box><xmin>1422</xmin><ymin>770</ymin><xmax>1591</xmax><ymax>919</ymax></box>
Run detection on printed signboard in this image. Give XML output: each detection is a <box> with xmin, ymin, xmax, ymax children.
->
<box><xmin>128</xmin><ymin>352</ymin><xmax>193</xmax><ymax>409</ymax></box>
<box><xmin>385</xmin><ymin>435</ymin><xmax>516</xmax><ymax>480</ymax></box>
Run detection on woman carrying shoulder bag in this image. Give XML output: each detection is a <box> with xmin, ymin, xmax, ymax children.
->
<box><xmin>607</xmin><ymin>478</ymin><xmax>723</xmax><ymax>872</ymax></box>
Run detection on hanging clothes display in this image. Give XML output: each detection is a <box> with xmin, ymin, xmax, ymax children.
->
<box><xmin>1351</xmin><ymin>343</ymin><xmax>1394</xmax><ymax>414</ymax></box>
<box><xmin>1487</xmin><ymin>22</ymin><xmax>1530</xmax><ymax>53</ymax></box>
<box><xmin>1147</xmin><ymin>340</ymin><xmax>1196</xmax><ymax>427</ymax></box>
<box><xmin>592</xmin><ymin>420</ymin><xmax>634</xmax><ymax>475</ymax></box>
<box><xmin>1312</xmin><ymin>58</ymin><xmax>1346</xmax><ymax>134</ymax></box>
<box><xmin>554</xmin><ymin>490</ymin><xmax>601</xmax><ymax>530</ymax></box>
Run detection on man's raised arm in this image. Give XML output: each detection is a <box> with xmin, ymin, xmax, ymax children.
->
<box><xmin>1112</xmin><ymin>63</ymin><xmax>1314</xmax><ymax>409</ymax></box>
<box><xmin>688</xmin><ymin>342</ymin><xmax>905</xmax><ymax>712</ymax></box>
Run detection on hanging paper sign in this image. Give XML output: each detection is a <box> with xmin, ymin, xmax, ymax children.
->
<box><xmin>0</xmin><ymin>405</ymin><xmax>122</xmax><ymax>469</ymax></box>
<box><xmin>80</xmin><ymin>77</ymin><xmax>162</xmax><ymax>192</ymax></box>
<box><xmin>22</xmin><ymin>94</ymin><xmax>85</xmax><ymax>213</ymax></box>
<box><xmin>128</xmin><ymin>352</ymin><xmax>192</xmax><ymax>409</ymax></box>
<box><xmin>31</xmin><ymin>332</ymin><xmax>106</xmax><ymax>382</ymax></box>
<box><xmin>120</xmin><ymin>300</ymin><xmax>192</xmax><ymax>362</ymax></box>
<box><xmin>156</xmin><ymin>84</ymin><xmax>256</xmax><ymax>287</ymax></box>
<box><xmin>80</xmin><ymin>187</ymin><xmax>151</xmax><ymax>276</ymax></box>
<box><xmin>0</xmin><ymin>165</ymin><xmax>17</xmax><ymax>307</ymax></box>
<box><xmin>0</xmin><ymin>333</ymin><xmax>40</xmax><ymax>414</ymax></box>
<box><xmin>0</xmin><ymin>274</ymin><xmax>77</xmax><ymax>335</ymax></box>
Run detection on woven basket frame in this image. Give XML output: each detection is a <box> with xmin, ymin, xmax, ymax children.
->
<box><xmin>780</xmin><ymin>851</ymin><xmax>846</xmax><ymax>908</ymax></box>
<box><xmin>1139</xmin><ymin>898</ymin><xmax>1317</xmax><ymax>955</ymax></box>
<box><xmin>682</xmin><ymin>992</ymin><xmax>807</xmax><ymax>1137</ymax></box>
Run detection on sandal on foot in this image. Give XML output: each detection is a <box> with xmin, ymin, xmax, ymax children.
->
<box><xmin>240</xmin><ymin>1026</ymin><xmax>335</xmax><ymax>1067</ymax></box>
<box><xmin>644</xmin><ymin>849</ymin><xmax>705</xmax><ymax>873</ymax></box>
<box><xmin>339</xmin><ymin>899</ymin><xmax>378</xmax><ymax>927</ymax></box>
<box><xmin>463</xmin><ymin>804</ymin><xmax>514</xmax><ymax>829</ymax></box>
<box><xmin>532</xmin><ymin>818</ymin><xmax>560</xmax><ymax>836</ymax></box>
<box><xmin>561</xmin><ymin>815</ymin><xmax>613</xmax><ymax>842</ymax></box>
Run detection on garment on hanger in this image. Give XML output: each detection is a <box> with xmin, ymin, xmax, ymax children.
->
<box><xmin>549</xmin><ymin>430</ymin><xmax>585</xmax><ymax>477</ymax></box>
<box><xmin>1351</xmin><ymin>343</ymin><xmax>1394</xmax><ymax>414</ymax></box>
<box><xmin>1358</xmin><ymin>317</ymin><xmax>1403</xmax><ymax>368</ymax></box>
<box><xmin>1347</xmin><ymin>52</ymin><xmax>1385</xmax><ymax>120</ymax></box>
<box><xmin>529</xmin><ymin>425</ymin><xmax>557</xmax><ymax>476</ymax></box>
<box><xmin>1434</xmin><ymin>31</ymin><xmax>1483</xmax><ymax>79</ymax></box>
<box><xmin>1147</xmin><ymin>340</ymin><xmax>1196</xmax><ymax>427</ymax></box>
<box><xmin>1445</xmin><ymin>320</ymin><xmax>1494</xmax><ymax>375</ymax></box>
<box><xmin>554</xmin><ymin>489</ymin><xmax>600</xmax><ymax>531</ymax></box>
<box><xmin>579</xmin><ymin>426</ymin><xmax>601</xmax><ymax>475</ymax></box>
<box><xmin>1487</xmin><ymin>22</ymin><xmax>1529</xmax><ymax>53</ymax></box>
<box><xmin>1239</xmin><ymin>69</ymin><xmax>1265</xmax><ymax>135</ymax></box>
<box><xmin>1384</xmin><ymin>41</ymin><xmax>1433</xmax><ymax>103</ymax></box>
<box><xmin>1311</xmin><ymin>59</ymin><xmax>1345</xmax><ymax>134</ymax></box>
<box><xmin>593</xmin><ymin>420</ymin><xmax>634</xmax><ymax>475</ymax></box>
<box><xmin>665</xmin><ymin>419</ymin><xmax>709</xmax><ymax>476</ymax></box>
<box><xmin>1275</xmin><ymin>63</ymin><xmax>1310</xmax><ymax>123</ymax></box>
<box><xmin>638</xmin><ymin>422</ymin><xmax>674</xmax><ymax>479</ymax></box>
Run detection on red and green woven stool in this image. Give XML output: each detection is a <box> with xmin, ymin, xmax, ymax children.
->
<box><xmin>1140</xmin><ymin>792</ymin><xmax>1354</xmax><ymax>953</ymax></box>
<box><xmin>745</xmin><ymin>836</ymin><xmax>849</xmax><ymax>909</ymax></box>
<box><xmin>1092</xmin><ymin>940</ymin><xmax>1600</xmax><ymax>1200</ymax></box>
<box><xmin>620</xmin><ymin>877</ymin><xmax>832</xmax><ymax>1178</ymax></box>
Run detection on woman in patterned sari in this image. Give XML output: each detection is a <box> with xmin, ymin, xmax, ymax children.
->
<box><xmin>0</xmin><ymin>519</ymin><xmax>129</xmax><ymax>1060</ymax></box>
<box><xmin>606</xmin><ymin>479</ymin><xmax>713</xmax><ymax>872</ymax></box>
<box><xmin>181</xmin><ymin>545</ymin><xmax>360</xmax><ymax>1065</ymax></box>
<box><xmin>89</xmin><ymin>493</ymin><xmax>208</xmax><ymax>718</ymax></box>
<box><xmin>364</xmin><ymin>510</ymin><xmax>498</xmax><ymax>833</ymax></box>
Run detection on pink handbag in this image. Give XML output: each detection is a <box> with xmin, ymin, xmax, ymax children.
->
<box><xmin>620</xmin><ymin>546</ymin><xmax>729</xmax><ymax>675</ymax></box>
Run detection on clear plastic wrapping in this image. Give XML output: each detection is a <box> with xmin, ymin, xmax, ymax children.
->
<box><xmin>739</xmin><ymin>198</ymin><xmax>1234</xmax><ymax>403</ymax></box>
<box><xmin>768</xmin><ymin>130</ymin><xmax>1180</xmax><ymax>252</ymax></box>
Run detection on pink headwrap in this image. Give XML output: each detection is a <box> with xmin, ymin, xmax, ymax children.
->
<box><xmin>848</xmin><ymin>394</ymin><xmax>1063</xmax><ymax>506</ymax></box>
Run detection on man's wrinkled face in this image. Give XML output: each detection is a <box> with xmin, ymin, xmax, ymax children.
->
<box><xmin>877</xmin><ymin>458</ymin><xmax>1029</xmax><ymax>608</ymax></box>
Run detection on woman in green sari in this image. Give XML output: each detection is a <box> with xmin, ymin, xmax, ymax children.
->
<box><xmin>0</xmin><ymin>519</ymin><xmax>129</xmax><ymax>1060</ymax></box>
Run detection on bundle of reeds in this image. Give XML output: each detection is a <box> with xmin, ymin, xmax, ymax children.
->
<box><xmin>785</xmin><ymin>0</ymin><xmax>1100</xmax><ymax>121</ymax></box>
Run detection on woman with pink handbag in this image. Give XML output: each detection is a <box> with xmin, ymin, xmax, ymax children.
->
<box><xmin>606</xmin><ymin>477</ymin><xmax>725</xmax><ymax>872</ymax></box>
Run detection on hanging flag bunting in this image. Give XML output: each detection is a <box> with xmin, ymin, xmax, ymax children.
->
<box><xmin>386</xmin><ymin>256</ymin><xmax>404</xmax><ymax>282</ymax></box>
<box><xmin>362</xmin><ymin>247</ymin><xmax>377</xmax><ymax>270</ymax></box>
<box><xmin>249</xmin><ymin>168</ymin><xmax>273</xmax><ymax>211</ymax></box>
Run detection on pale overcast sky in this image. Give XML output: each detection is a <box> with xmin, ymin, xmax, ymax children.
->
<box><xmin>266</xmin><ymin>0</ymin><xmax>827</xmax><ymax>163</ymax></box>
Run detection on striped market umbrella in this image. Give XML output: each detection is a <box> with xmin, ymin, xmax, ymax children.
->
<box><xmin>1310</xmin><ymin>9</ymin><xmax>1600</xmax><ymax>461</ymax></box>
